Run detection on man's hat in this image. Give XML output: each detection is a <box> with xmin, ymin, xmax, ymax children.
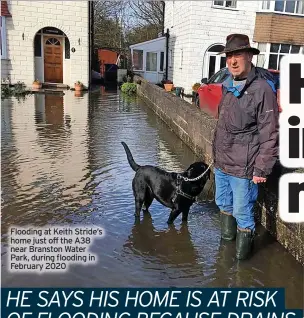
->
<box><xmin>218</xmin><ymin>34</ymin><xmax>260</xmax><ymax>55</ymax></box>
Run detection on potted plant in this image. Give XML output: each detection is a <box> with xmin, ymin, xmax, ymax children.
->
<box><xmin>192</xmin><ymin>83</ymin><xmax>201</xmax><ymax>93</ymax></box>
<box><xmin>192</xmin><ymin>82</ymin><xmax>201</xmax><ymax>102</ymax></box>
<box><xmin>74</xmin><ymin>81</ymin><xmax>83</xmax><ymax>91</ymax></box>
<box><xmin>32</xmin><ymin>80</ymin><xmax>42</xmax><ymax>89</ymax></box>
<box><xmin>163</xmin><ymin>80</ymin><xmax>173</xmax><ymax>92</ymax></box>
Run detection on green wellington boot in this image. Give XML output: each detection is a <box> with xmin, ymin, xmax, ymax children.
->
<box><xmin>236</xmin><ymin>229</ymin><xmax>254</xmax><ymax>260</ymax></box>
<box><xmin>220</xmin><ymin>211</ymin><xmax>237</xmax><ymax>241</ymax></box>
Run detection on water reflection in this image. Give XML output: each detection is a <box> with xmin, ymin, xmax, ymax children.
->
<box><xmin>1</xmin><ymin>89</ymin><xmax>303</xmax><ymax>309</ymax></box>
<box><xmin>123</xmin><ymin>212</ymin><xmax>200</xmax><ymax>272</ymax></box>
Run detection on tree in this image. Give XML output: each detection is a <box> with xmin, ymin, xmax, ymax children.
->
<box><xmin>129</xmin><ymin>0</ymin><xmax>164</xmax><ymax>30</ymax></box>
<box><xmin>93</xmin><ymin>0</ymin><xmax>127</xmax><ymax>49</ymax></box>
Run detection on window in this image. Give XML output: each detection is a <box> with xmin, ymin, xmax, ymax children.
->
<box><xmin>146</xmin><ymin>52</ymin><xmax>157</xmax><ymax>72</ymax></box>
<box><xmin>1</xmin><ymin>17</ymin><xmax>7</xmax><ymax>59</ymax></box>
<box><xmin>256</xmin><ymin>43</ymin><xmax>304</xmax><ymax>70</ymax></box>
<box><xmin>261</xmin><ymin>0</ymin><xmax>304</xmax><ymax>15</ymax></box>
<box><xmin>160</xmin><ymin>52</ymin><xmax>164</xmax><ymax>72</ymax></box>
<box><xmin>213</xmin><ymin>1</ymin><xmax>237</xmax><ymax>8</ymax></box>
<box><xmin>208</xmin><ymin>68</ymin><xmax>229</xmax><ymax>84</ymax></box>
<box><xmin>45</xmin><ymin>38</ymin><xmax>61</xmax><ymax>46</ymax></box>
<box><xmin>65</xmin><ymin>37</ymin><xmax>70</xmax><ymax>59</ymax></box>
<box><xmin>132</xmin><ymin>49</ymin><xmax>143</xmax><ymax>71</ymax></box>
<box><xmin>34</xmin><ymin>33</ymin><xmax>42</xmax><ymax>57</ymax></box>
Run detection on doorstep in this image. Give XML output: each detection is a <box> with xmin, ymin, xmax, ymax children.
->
<box><xmin>43</xmin><ymin>82</ymin><xmax>69</xmax><ymax>89</ymax></box>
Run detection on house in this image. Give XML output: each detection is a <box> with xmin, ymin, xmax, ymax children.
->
<box><xmin>164</xmin><ymin>0</ymin><xmax>304</xmax><ymax>94</ymax></box>
<box><xmin>1</xmin><ymin>0</ymin><xmax>94</xmax><ymax>88</ymax></box>
<box><xmin>130</xmin><ymin>36</ymin><xmax>166</xmax><ymax>84</ymax></box>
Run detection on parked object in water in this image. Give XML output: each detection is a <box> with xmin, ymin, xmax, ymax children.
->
<box><xmin>121</xmin><ymin>141</ymin><xmax>210</xmax><ymax>224</ymax></box>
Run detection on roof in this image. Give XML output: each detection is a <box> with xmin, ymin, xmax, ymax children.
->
<box><xmin>1</xmin><ymin>1</ymin><xmax>11</xmax><ymax>17</ymax></box>
<box><xmin>129</xmin><ymin>36</ymin><xmax>166</xmax><ymax>49</ymax></box>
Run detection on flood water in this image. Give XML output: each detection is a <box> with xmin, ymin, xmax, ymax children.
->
<box><xmin>1</xmin><ymin>87</ymin><xmax>303</xmax><ymax>309</ymax></box>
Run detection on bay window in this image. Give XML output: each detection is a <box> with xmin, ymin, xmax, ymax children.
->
<box><xmin>256</xmin><ymin>43</ymin><xmax>304</xmax><ymax>70</ymax></box>
<box><xmin>261</xmin><ymin>1</ymin><xmax>304</xmax><ymax>15</ymax></box>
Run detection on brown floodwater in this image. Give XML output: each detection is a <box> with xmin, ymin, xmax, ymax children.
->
<box><xmin>1</xmin><ymin>87</ymin><xmax>303</xmax><ymax>309</ymax></box>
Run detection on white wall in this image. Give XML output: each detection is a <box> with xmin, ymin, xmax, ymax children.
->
<box><xmin>3</xmin><ymin>0</ymin><xmax>89</xmax><ymax>87</ymax></box>
<box><xmin>164</xmin><ymin>0</ymin><xmax>260</xmax><ymax>94</ymax></box>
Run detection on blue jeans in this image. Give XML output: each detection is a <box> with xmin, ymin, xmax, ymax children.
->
<box><xmin>214</xmin><ymin>167</ymin><xmax>258</xmax><ymax>231</ymax></box>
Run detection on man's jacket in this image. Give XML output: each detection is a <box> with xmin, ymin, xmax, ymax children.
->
<box><xmin>212</xmin><ymin>65</ymin><xmax>279</xmax><ymax>179</ymax></box>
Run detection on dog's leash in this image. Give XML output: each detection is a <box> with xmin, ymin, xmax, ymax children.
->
<box><xmin>172</xmin><ymin>162</ymin><xmax>214</xmax><ymax>203</ymax></box>
<box><xmin>180</xmin><ymin>162</ymin><xmax>213</xmax><ymax>182</ymax></box>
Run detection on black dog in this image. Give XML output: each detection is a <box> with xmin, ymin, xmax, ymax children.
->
<box><xmin>121</xmin><ymin>141</ymin><xmax>210</xmax><ymax>224</ymax></box>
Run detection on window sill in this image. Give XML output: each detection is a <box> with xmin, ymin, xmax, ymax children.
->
<box><xmin>211</xmin><ymin>5</ymin><xmax>239</xmax><ymax>11</ymax></box>
<box><xmin>257</xmin><ymin>10</ymin><xmax>304</xmax><ymax>17</ymax></box>
<box><xmin>1</xmin><ymin>57</ymin><xmax>10</xmax><ymax>61</ymax></box>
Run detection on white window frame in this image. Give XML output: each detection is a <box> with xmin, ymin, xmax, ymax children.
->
<box><xmin>256</xmin><ymin>42</ymin><xmax>304</xmax><ymax>70</ymax></box>
<box><xmin>212</xmin><ymin>1</ymin><xmax>238</xmax><ymax>10</ymax></box>
<box><xmin>1</xmin><ymin>17</ymin><xmax>8</xmax><ymax>60</ymax></box>
<box><xmin>145</xmin><ymin>51</ymin><xmax>158</xmax><ymax>73</ymax></box>
<box><xmin>259</xmin><ymin>1</ymin><xmax>304</xmax><ymax>16</ymax></box>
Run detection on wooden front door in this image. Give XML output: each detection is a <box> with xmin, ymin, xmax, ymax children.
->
<box><xmin>44</xmin><ymin>36</ymin><xmax>63</xmax><ymax>83</ymax></box>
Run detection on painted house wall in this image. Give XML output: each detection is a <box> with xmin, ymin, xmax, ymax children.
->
<box><xmin>2</xmin><ymin>0</ymin><xmax>89</xmax><ymax>87</ymax></box>
<box><xmin>164</xmin><ymin>1</ymin><xmax>259</xmax><ymax>94</ymax></box>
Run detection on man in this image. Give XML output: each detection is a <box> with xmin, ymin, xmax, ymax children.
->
<box><xmin>212</xmin><ymin>34</ymin><xmax>279</xmax><ymax>260</ymax></box>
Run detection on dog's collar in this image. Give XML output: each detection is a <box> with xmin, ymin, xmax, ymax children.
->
<box><xmin>172</xmin><ymin>174</ymin><xmax>196</xmax><ymax>203</ymax></box>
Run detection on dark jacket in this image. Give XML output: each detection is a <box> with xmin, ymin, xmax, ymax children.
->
<box><xmin>212</xmin><ymin>65</ymin><xmax>279</xmax><ymax>179</ymax></box>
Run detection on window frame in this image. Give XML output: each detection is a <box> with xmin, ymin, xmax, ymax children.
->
<box><xmin>259</xmin><ymin>1</ymin><xmax>304</xmax><ymax>16</ymax></box>
<box><xmin>212</xmin><ymin>0</ymin><xmax>238</xmax><ymax>10</ymax></box>
<box><xmin>1</xmin><ymin>17</ymin><xmax>8</xmax><ymax>60</ymax></box>
<box><xmin>145</xmin><ymin>51</ymin><xmax>158</xmax><ymax>72</ymax></box>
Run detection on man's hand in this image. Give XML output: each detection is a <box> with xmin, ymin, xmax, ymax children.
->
<box><xmin>253</xmin><ymin>176</ymin><xmax>266</xmax><ymax>184</ymax></box>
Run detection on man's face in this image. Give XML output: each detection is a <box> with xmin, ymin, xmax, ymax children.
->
<box><xmin>226</xmin><ymin>50</ymin><xmax>253</xmax><ymax>79</ymax></box>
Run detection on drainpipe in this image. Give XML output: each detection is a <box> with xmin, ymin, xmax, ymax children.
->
<box><xmin>161</xmin><ymin>1</ymin><xmax>165</xmax><ymax>36</ymax></box>
<box><xmin>165</xmin><ymin>28</ymin><xmax>169</xmax><ymax>81</ymax></box>
<box><xmin>88</xmin><ymin>1</ymin><xmax>91</xmax><ymax>89</ymax></box>
<box><xmin>88</xmin><ymin>1</ymin><xmax>94</xmax><ymax>89</ymax></box>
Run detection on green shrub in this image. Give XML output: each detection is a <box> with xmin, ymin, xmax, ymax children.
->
<box><xmin>121</xmin><ymin>82</ymin><xmax>137</xmax><ymax>95</ymax></box>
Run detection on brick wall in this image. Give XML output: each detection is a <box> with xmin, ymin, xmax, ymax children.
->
<box><xmin>164</xmin><ymin>1</ymin><xmax>260</xmax><ymax>94</ymax></box>
<box><xmin>135</xmin><ymin>75</ymin><xmax>304</xmax><ymax>265</ymax></box>
<box><xmin>1</xmin><ymin>0</ymin><xmax>89</xmax><ymax>87</ymax></box>
<box><xmin>253</xmin><ymin>13</ymin><xmax>304</xmax><ymax>45</ymax></box>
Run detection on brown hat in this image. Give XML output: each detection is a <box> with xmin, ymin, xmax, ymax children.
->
<box><xmin>218</xmin><ymin>34</ymin><xmax>260</xmax><ymax>55</ymax></box>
